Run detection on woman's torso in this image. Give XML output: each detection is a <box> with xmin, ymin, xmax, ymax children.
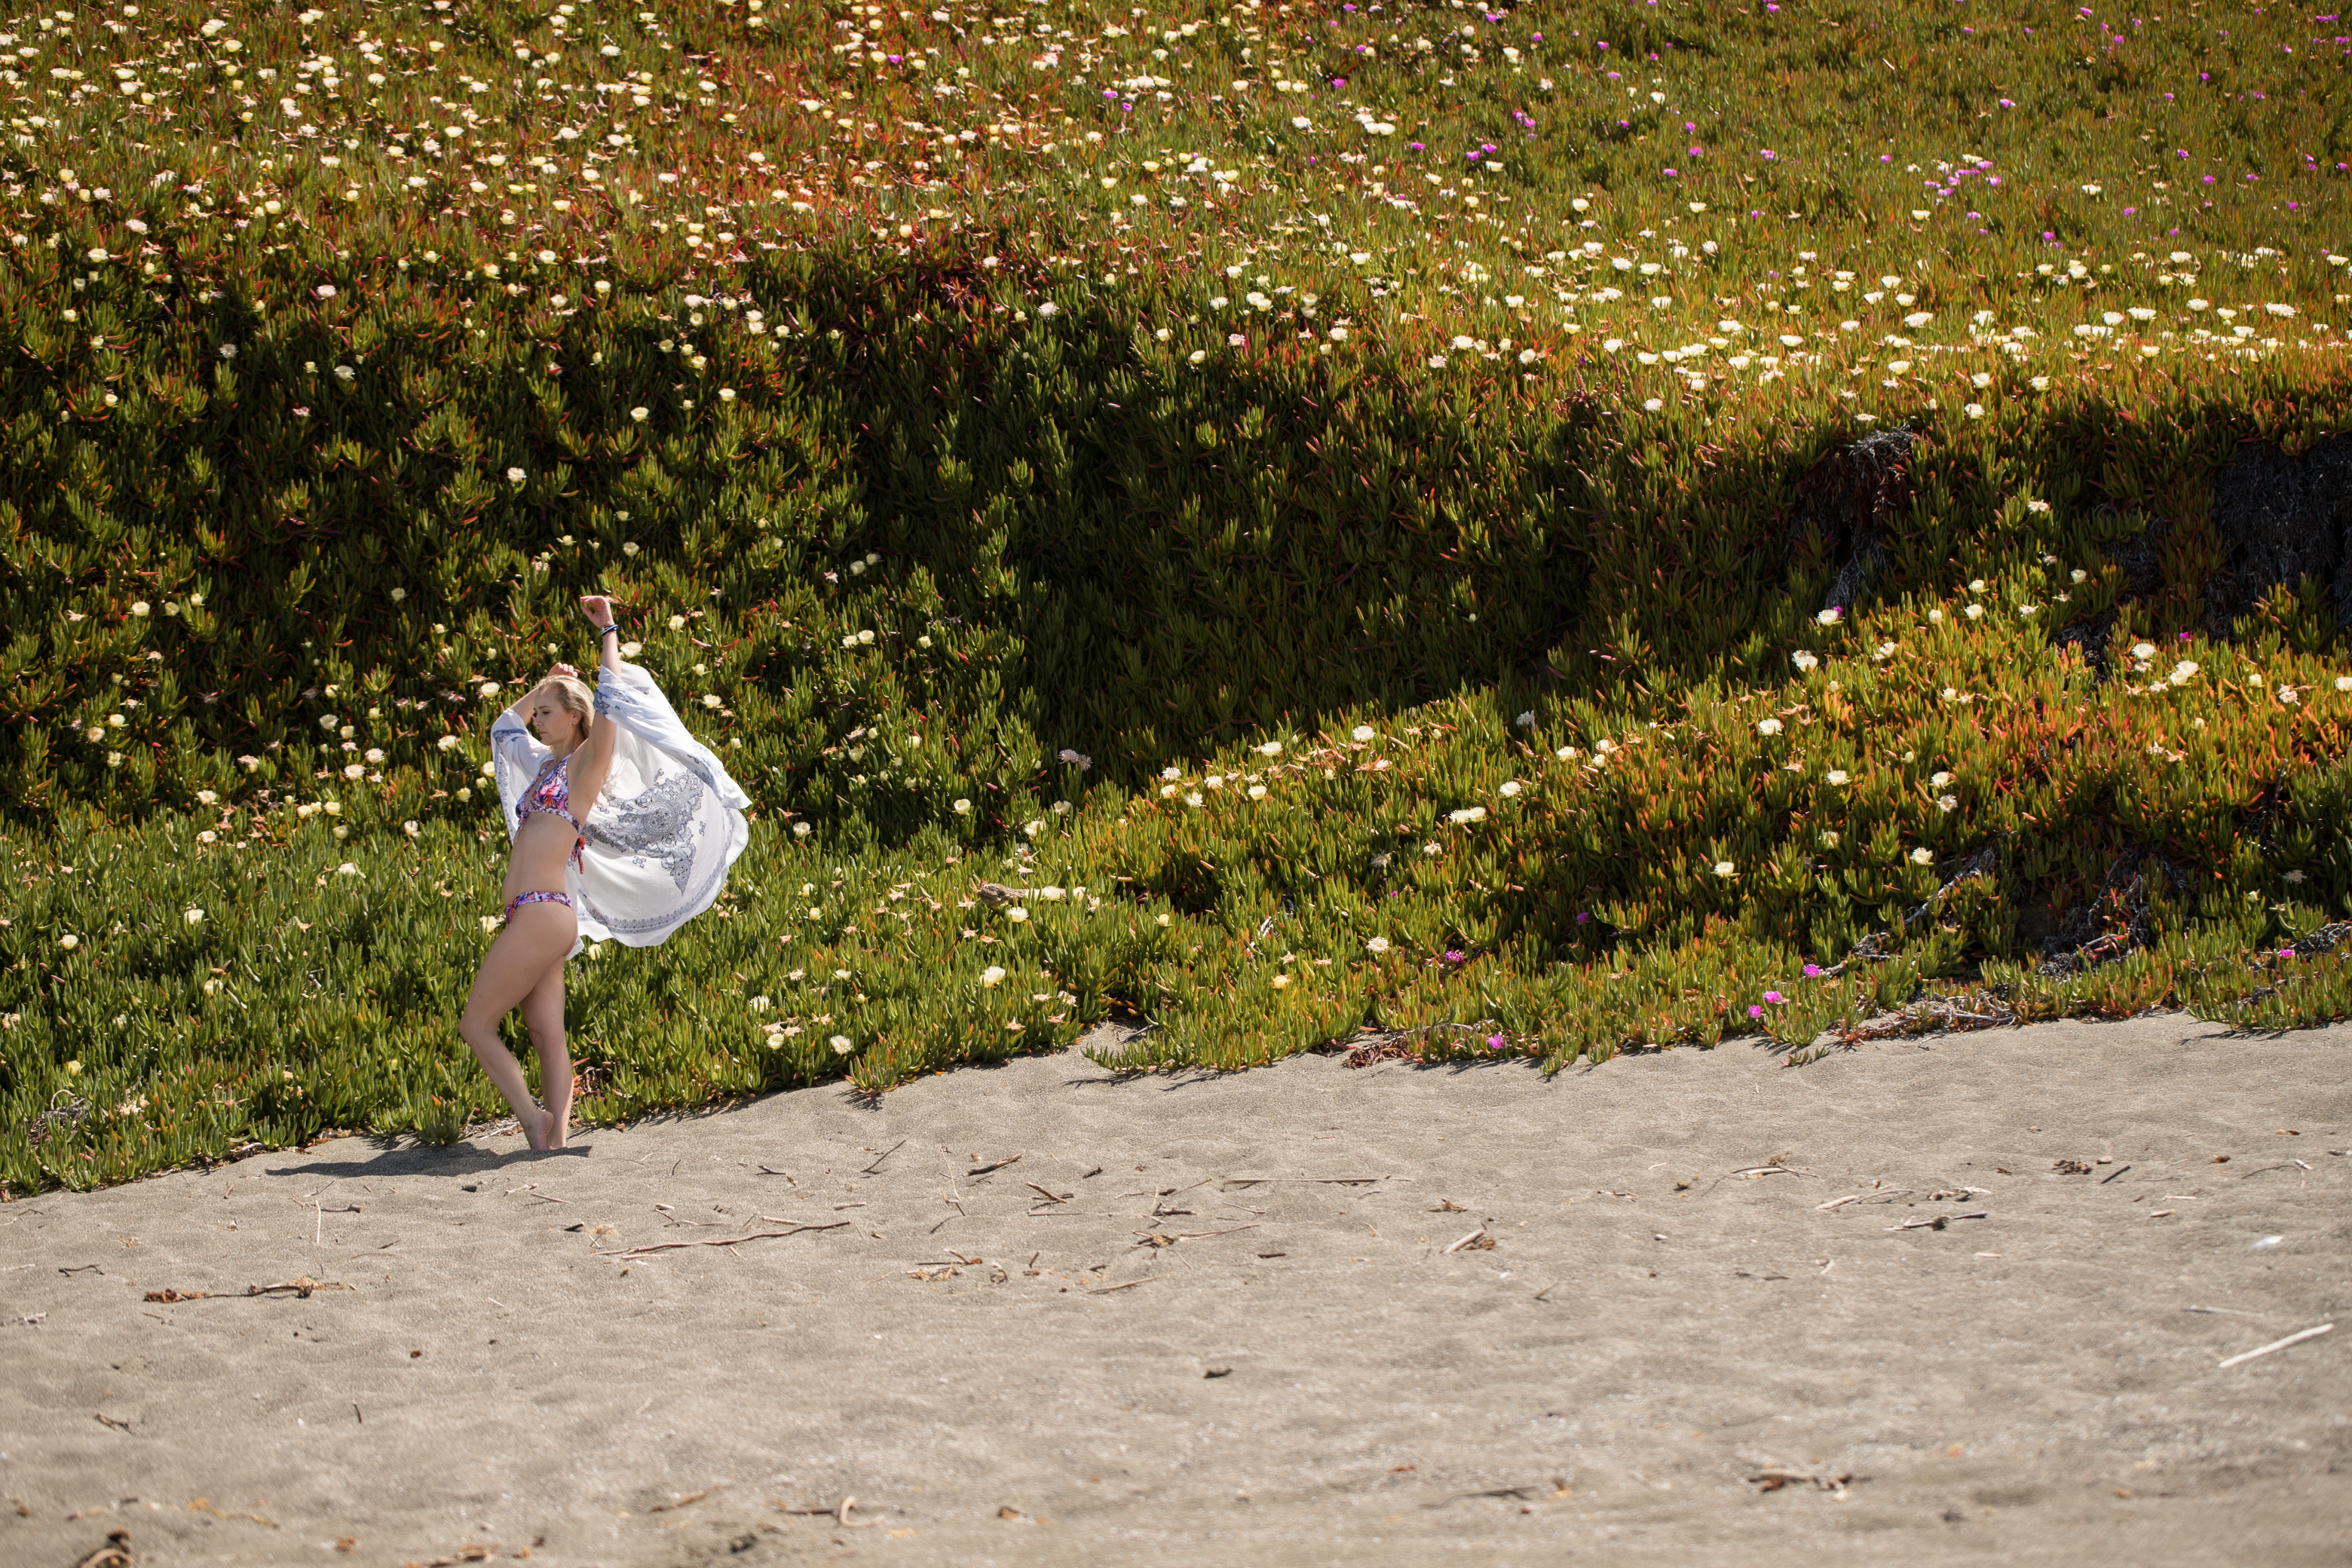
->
<box><xmin>502</xmin><ymin>752</ymin><xmax>601</xmax><ymax>900</ymax></box>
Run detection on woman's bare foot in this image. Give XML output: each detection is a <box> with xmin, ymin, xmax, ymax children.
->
<box><xmin>522</xmin><ymin>1105</ymin><xmax>553</xmax><ymax>1151</ymax></box>
<box><xmin>543</xmin><ymin>1104</ymin><xmax>568</xmax><ymax>1150</ymax></box>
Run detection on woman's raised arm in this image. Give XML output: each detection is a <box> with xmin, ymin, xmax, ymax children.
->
<box><xmin>583</xmin><ymin>593</ymin><xmax>626</xmax><ymax>678</ymax></box>
<box><xmin>568</xmin><ymin>594</ymin><xmax>624</xmax><ymax>816</ymax></box>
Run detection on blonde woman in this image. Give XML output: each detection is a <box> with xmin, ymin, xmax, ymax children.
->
<box><xmin>467</xmin><ymin>593</ymin><xmax>752</xmax><ymax>1150</ymax></box>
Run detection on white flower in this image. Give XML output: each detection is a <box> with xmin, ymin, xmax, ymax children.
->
<box><xmin>1185</xmin><ymin>792</ymin><xmax>1204</xmax><ymax>807</ymax></box>
<box><xmin>1155</xmin><ymin>912</ymin><xmax>1172</xmax><ymax>926</ymax></box>
<box><xmin>1257</xmin><ymin>741</ymin><xmax>1283</xmax><ymax>756</ymax></box>
<box><xmin>1498</xmin><ymin>781</ymin><xmax>1522</xmax><ymax>798</ymax></box>
<box><xmin>480</xmin><ymin>914</ymin><xmax>501</xmax><ymax>933</ymax></box>
<box><xmin>2024</xmin><ymin>498</ymin><xmax>2052</xmax><ymax>514</ymax></box>
<box><xmin>1040</xmin><ymin>886</ymin><xmax>1066</xmax><ymax>902</ymax></box>
<box><xmin>830</xmin><ymin>1035</ymin><xmax>854</xmax><ymax>1055</ymax></box>
<box><xmin>1271</xmin><ymin>974</ymin><xmax>1294</xmax><ymax>989</ymax></box>
<box><xmin>1816</xmin><ymin>608</ymin><xmax>1843</xmax><ymax>626</ymax></box>
<box><xmin>337</xmin><ymin>862</ymin><xmax>361</xmax><ymax>876</ymax></box>
<box><xmin>1964</xmin><ymin>403</ymin><xmax>1985</xmax><ymax>420</ymax></box>
<box><xmin>1006</xmin><ymin>906</ymin><xmax>1030</xmax><ymax>922</ymax></box>
<box><xmin>980</xmin><ymin>965</ymin><xmax>1006</xmax><ymax>987</ymax></box>
<box><xmin>130</xmin><ymin>601</ymin><xmax>151</xmax><ymax>618</ymax></box>
<box><xmin>197</xmin><ymin>790</ymin><xmax>218</xmax><ymax>805</ymax></box>
<box><xmin>1713</xmin><ymin>861</ymin><xmax>1736</xmax><ymax>879</ymax></box>
<box><xmin>1965</xmin><ymin>604</ymin><xmax>1985</xmax><ymax>620</ymax></box>
<box><xmin>1937</xmin><ymin>795</ymin><xmax>1959</xmax><ymax>813</ymax></box>
<box><xmin>2277</xmin><ymin>684</ymin><xmax>2301</xmax><ymax>706</ymax></box>
<box><xmin>1928</xmin><ymin>608</ymin><xmax>1945</xmax><ymax>623</ymax></box>
<box><xmin>1351</xmin><ymin>725</ymin><xmax>1376</xmax><ymax>742</ymax></box>
<box><xmin>1903</xmin><ymin>311</ymin><xmax>1933</xmax><ymax>329</ymax></box>
<box><xmin>1819</xmin><ymin>830</ymin><xmax>1841</xmax><ymax>849</ymax></box>
<box><xmin>2029</xmin><ymin>375</ymin><xmax>2050</xmax><ymax>391</ymax></box>
<box><xmin>505</xmin><ymin>467</ymin><xmax>527</xmax><ymax>484</ymax></box>
<box><xmin>59</xmin><ymin>933</ymin><xmax>80</xmax><ymax>950</ymax></box>
<box><xmin>2132</xmin><ymin>642</ymin><xmax>2158</xmax><ymax>660</ymax></box>
<box><xmin>1248</xmin><ymin>784</ymin><xmax>1268</xmax><ymax>799</ymax></box>
<box><xmin>1556</xmin><ymin>746</ymin><xmax>1579</xmax><ymax>761</ymax></box>
<box><xmin>792</xmin><ymin>821</ymin><xmax>813</xmax><ymax>837</ymax></box>
<box><xmin>1910</xmin><ymin>847</ymin><xmax>1934</xmax><ymax>865</ymax></box>
<box><xmin>703</xmin><ymin>694</ymin><xmax>723</xmax><ymax>709</ymax></box>
<box><xmin>2170</xmin><ymin>660</ymin><xmax>2200</xmax><ymax>685</ymax></box>
<box><xmin>1365</xmin><ymin>936</ymin><xmax>1391</xmax><ymax>954</ymax></box>
<box><xmin>403</xmin><ymin>821</ymin><xmax>421</xmax><ymax>838</ymax></box>
<box><xmin>630</xmin><ymin>406</ymin><xmax>651</xmax><ymax>421</ymax></box>
<box><xmin>1428</xmin><ymin>354</ymin><xmax>1449</xmax><ymax>369</ymax></box>
<box><xmin>1446</xmin><ymin>806</ymin><xmax>1488</xmax><ymax>824</ymax></box>
<box><xmin>749</xmin><ymin>995</ymin><xmax>770</xmax><ymax>1012</ymax></box>
<box><xmin>2337</xmin><ymin>676</ymin><xmax>2352</xmax><ymax>693</ymax></box>
<box><xmin>479</xmin><ymin>681</ymin><xmax>501</xmax><ymax>698</ymax></box>
<box><xmin>184</xmin><ymin>907</ymin><xmax>205</xmax><ymax>926</ymax></box>
<box><xmin>1792</xmin><ymin>651</ymin><xmax>1819</xmax><ymax>672</ymax></box>
<box><xmin>437</xmin><ymin>734</ymin><xmax>461</xmax><ymax>752</ymax></box>
<box><xmin>1756</xmin><ymin>718</ymin><xmax>1784</xmax><ymax>737</ymax></box>
<box><xmin>1826</xmin><ymin>769</ymin><xmax>1851</xmax><ymax>786</ymax></box>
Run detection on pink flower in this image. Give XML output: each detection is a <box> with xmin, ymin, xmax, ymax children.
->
<box><xmin>1747</xmin><ymin>1004</ymin><xmax>1765</xmax><ymax>1019</ymax></box>
<box><xmin>1763</xmin><ymin>991</ymin><xmax>1784</xmax><ymax>1004</ymax></box>
<box><xmin>1802</xmin><ymin>963</ymin><xmax>1823</xmax><ymax>978</ymax></box>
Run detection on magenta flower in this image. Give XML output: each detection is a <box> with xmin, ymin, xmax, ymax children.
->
<box><xmin>2279</xmin><ymin>948</ymin><xmax>2298</xmax><ymax>960</ymax></box>
<box><xmin>1747</xmin><ymin>1004</ymin><xmax>1766</xmax><ymax>1019</ymax></box>
<box><xmin>1763</xmin><ymin>991</ymin><xmax>1785</xmax><ymax>1005</ymax></box>
<box><xmin>1802</xmin><ymin>963</ymin><xmax>1823</xmax><ymax>978</ymax></box>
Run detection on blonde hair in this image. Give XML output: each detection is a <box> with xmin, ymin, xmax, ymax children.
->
<box><xmin>533</xmin><ymin>675</ymin><xmax>597</xmax><ymax>748</ymax></box>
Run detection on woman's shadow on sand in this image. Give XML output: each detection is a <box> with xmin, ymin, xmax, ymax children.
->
<box><xmin>263</xmin><ymin>1137</ymin><xmax>590</xmax><ymax>1181</ymax></box>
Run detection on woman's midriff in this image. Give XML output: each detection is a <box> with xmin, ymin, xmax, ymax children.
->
<box><xmin>501</xmin><ymin>811</ymin><xmax>582</xmax><ymax>905</ymax></box>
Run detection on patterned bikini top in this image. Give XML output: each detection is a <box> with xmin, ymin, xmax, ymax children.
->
<box><xmin>517</xmin><ymin>752</ymin><xmax>587</xmax><ymax>871</ymax></box>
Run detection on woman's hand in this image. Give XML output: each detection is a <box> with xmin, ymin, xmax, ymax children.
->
<box><xmin>547</xmin><ymin>662</ymin><xmax>580</xmax><ymax>681</ymax></box>
<box><xmin>580</xmin><ymin>593</ymin><xmax>616</xmax><ymax>631</ymax></box>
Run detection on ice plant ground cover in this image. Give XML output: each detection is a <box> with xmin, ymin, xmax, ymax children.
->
<box><xmin>6</xmin><ymin>0</ymin><xmax>2352</xmax><ymax>1190</ymax></box>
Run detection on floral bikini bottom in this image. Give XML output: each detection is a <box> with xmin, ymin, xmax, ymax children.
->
<box><xmin>503</xmin><ymin>890</ymin><xmax>574</xmax><ymax>924</ymax></box>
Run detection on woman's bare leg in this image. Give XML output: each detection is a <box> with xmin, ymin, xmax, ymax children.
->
<box><xmin>518</xmin><ymin>960</ymin><xmax>574</xmax><ymax>1149</ymax></box>
<box><xmin>459</xmin><ymin>904</ymin><xmax>577</xmax><ymax>1149</ymax></box>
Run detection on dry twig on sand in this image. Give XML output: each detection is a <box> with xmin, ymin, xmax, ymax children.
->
<box><xmin>618</xmin><ymin>1221</ymin><xmax>847</xmax><ymax>1259</ymax></box>
<box><xmin>71</xmin><ymin>1530</ymin><xmax>134</xmax><ymax>1568</ymax></box>
<box><xmin>2217</xmin><ymin>1322</ymin><xmax>2333</xmax><ymax>1370</ymax></box>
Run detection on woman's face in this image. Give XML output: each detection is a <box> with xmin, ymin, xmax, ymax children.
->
<box><xmin>527</xmin><ymin>687</ymin><xmax>581</xmax><ymax>746</ymax></box>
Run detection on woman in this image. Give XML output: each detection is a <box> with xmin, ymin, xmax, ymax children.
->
<box><xmin>463</xmin><ymin>593</ymin><xmax>752</xmax><ymax>1150</ymax></box>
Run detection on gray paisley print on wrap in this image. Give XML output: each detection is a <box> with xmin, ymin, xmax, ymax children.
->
<box><xmin>583</xmin><ymin>767</ymin><xmax>706</xmax><ymax>893</ymax></box>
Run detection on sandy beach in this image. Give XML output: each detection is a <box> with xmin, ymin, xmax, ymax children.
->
<box><xmin>4</xmin><ymin>1014</ymin><xmax>2347</xmax><ymax>1568</ymax></box>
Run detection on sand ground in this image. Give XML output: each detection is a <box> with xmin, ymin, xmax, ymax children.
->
<box><xmin>4</xmin><ymin>1014</ymin><xmax>2349</xmax><ymax>1568</ymax></box>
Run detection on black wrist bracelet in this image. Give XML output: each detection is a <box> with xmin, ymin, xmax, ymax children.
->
<box><xmin>598</xmin><ymin>625</ymin><xmax>618</xmax><ymax>637</ymax></box>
